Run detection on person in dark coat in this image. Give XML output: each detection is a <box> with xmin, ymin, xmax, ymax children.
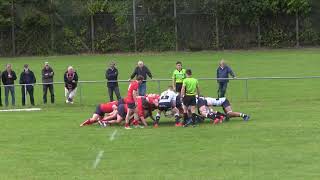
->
<box><xmin>64</xmin><ymin>66</ymin><xmax>78</xmax><ymax>104</ymax></box>
<box><xmin>216</xmin><ymin>59</ymin><xmax>236</xmax><ymax>98</ymax></box>
<box><xmin>42</xmin><ymin>62</ymin><xmax>55</xmax><ymax>104</ymax></box>
<box><xmin>130</xmin><ymin>60</ymin><xmax>152</xmax><ymax>96</ymax></box>
<box><xmin>106</xmin><ymin>61</ymin><xmax>121</xmax><ymax>101</ymax></box>
<box><xmin>2</xmin><ymin>64</ymin><xmax>17</xmax><ymax>106</ymax></box>
<box><xmin>19</xmin><ymin>64</ymin><xmax>36</xmax><ymax>106</ymax></box>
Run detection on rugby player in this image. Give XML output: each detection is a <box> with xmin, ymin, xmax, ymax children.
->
<box><xmin>202</xmin><ymin>96</ymin><xmax>250</xmax><ymax>121</ymax></box>
<box><xmin>181</xmin><ymin>69</ymin><xmax>200</xmax><ymax>127</ymax></box>
<box><xmin>80</xmin><ymin>100</ymin><xmax>119</xmax><ymax>127</ymax></box>
<box><xmin>124</xmin><ymin>75</ymin><xmax>144</xmax><ymax>129</ymax></box>
<box><xmin>155</xmin><ymin>86</ymin><xmax>180</xmax><ymax>127</ymax></box>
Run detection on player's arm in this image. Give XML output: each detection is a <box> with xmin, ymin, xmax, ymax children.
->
<box><xmin>133</xmin><ymin>90</ymin><xmax>138</xmax><ymax>103</ymax></box>
<box><xmin>172</xmin><ymin>78</ymin><xmax>176</xmax><ymax>91</ymax></box>
<box><xmin>180</xmin><ymin>85</ymin><xmax>185</xmax><ymax>98</ymax></box>
<box><xmin>196</xmin><ymin>83</ymin><xmax>200</xmax><ymax>96</ymax></box>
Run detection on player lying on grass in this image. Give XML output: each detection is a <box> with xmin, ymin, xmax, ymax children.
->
<box><xmin>155</xmin><ymin>86</ymin><xmax>181</xmax><ymax>127</ymax></box>
<box><xmin>80</xmin><ymin>99</ymin><xmax>125</xmax><ymax>127</ymax></box>
<box><xmin>199</xmin><ymin>96</ymin><xmax>250</xmax><ymax>121</ymax></box>
<box><xmin>197</xmin><ymin>97</ymin><xmax>227</xmax><ymax>124</ymax></box>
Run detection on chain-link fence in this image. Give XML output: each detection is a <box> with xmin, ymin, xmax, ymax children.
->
<box><xmin>0</xmin><ymin>0</ymin><xmax>320</xmax><ymax>56</ymax></box>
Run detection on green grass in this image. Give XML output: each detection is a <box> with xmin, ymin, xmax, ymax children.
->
<box><xmin>1</xmin><ymin>49</ymin><xmax>320</xmax><ymax>179</ymax></box>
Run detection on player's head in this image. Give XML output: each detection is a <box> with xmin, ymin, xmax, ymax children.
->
<box><xmin>136</xmin><ymin>75</ymin><xmax>144</xmax><ymax>83</ymax></box>
<box><xmin>168</xmin><ymin>85</ymin><xmax>174</xmax><ymax>91</ymax></box>
<box><xmin>186</xmin><ymin>69</ymin><xmax>192</xmax><ymax>77</ymax></box>
<box><xmin>176</xmin><ymin>61</ymin><xmax>182</xmax><ymax>70</ymax></box>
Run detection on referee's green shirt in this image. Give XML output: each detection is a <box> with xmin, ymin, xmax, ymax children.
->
<box><xmin>183</xmin><ymin>77</ymin><xmax>198</xmax><ymax>96</ymax></box>
<box><xmin>172</xmin><ymin>69</ymin><xmax>186</xmax><ymax>83</ymax></box>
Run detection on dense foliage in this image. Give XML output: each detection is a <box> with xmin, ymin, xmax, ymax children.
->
<box><xmin>0</xmin><ymin>0</ymin><xmax>319</xmax><ymax>56</ymax></box>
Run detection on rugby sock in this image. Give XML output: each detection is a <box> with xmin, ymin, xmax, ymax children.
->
<box><xmin>240</xmin><ymin>113</ymin><xmax>245</xmax><ymax>117</ymax></box>
<box><xmin>191</xmin><ymin>113</ymin><xmax>197</xmax><ymax>125</ymax></box>
<box><xmin>174</xmin><ymin>114</ymin><xmax>180</xmax><ymax>123</ymax></box>
<box><xmin>183</xmin><ymin>113</ymin><xmax>188</xmax><ymax>124</ymax></box>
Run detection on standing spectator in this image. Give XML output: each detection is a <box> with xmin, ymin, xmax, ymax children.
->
<box><xmin>172</xmin><ymin>61</ymin><xmax>186</xmax><ymax>93</ymax></box>
<box><xmin>216</xmin><ymin>59</ymin><xmax>236</xmax><ymax>98</ymax></box>
<box><xmin>130</xmin><ymin>60</ymin><xmax>152</xmax><ymax>96</ymax></box>
<box><xmin>0</xmin><ymin>69</ymin><xmax>2</xmax><ymax>106</ymax></box>
<box><xmin>106</xmin><ymin>61</ymin><xmax>121</xmax><ymax>101</ymax></box>
<box><xmin>2</xmin><ymin>64</ymin><xmax>17</xmax><ymax>106</ymax></box>
<box><xmin>42</xmin><ymin>62</ymin><xmax>55</xmax><ymax>104</ymax></box>
<box><xmin>19</xmin><ymin>64</ymin><xmax>36</xmax><ymax>106</ymax></box>
<box><xmin>64</xmin><ymin>66</ymin><xmax>78</xmax><ymax>104</ymax></box>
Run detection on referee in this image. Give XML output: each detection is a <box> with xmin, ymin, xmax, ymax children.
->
<box><xmin>172</xmin><ymin>61</ymin><xmax>186</xmax><ymax>93</ymax></box>
<box><xmin>181</xmin><ymin>69</ymin><xmax>200</xmax><ymax>127</ymax></box>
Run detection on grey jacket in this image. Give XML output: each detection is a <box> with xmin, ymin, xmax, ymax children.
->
<box><xmin>42</xmin><ymin>67</ymin><xmax>54</xmax><ymax>84</ymax></box>
<box><xmin>216</xmin><ymin>65</ymin><xmax>235</xmax><ymax>83</ymax></box>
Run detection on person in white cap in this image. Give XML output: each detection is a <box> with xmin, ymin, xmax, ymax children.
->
<box><xmin>64</xmin><ymin>66</ymin><xmax>78</xmax><ymax>104</ymax></box>
<box><xmin>42</xmin><ymin>62</ymin><xmax>55</xmax><ymax>104</ymax></box>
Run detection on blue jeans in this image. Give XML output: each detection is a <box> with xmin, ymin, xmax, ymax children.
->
<box><xmin>5</xmin><ymin>85</ymin><xmax>15</xmax><ymax>106</ymax></box>
<box><xmin>139</xmin><ymin>82</ymin><xmax>147</xmax><ymax>96</ymax></box>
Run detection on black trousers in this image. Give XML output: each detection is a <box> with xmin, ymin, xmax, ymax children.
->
<box><xmin>43</xmin><ymin>84</ymin><xmax>54</xmax><ymax>104</ymax></box>
<box><xmin>108</xmin><ymin>86</ymin><xmax>121</xmax><ymax>102</ymax></box>
<box><xmin>218</xmin><ymin>82</ymin><xmax>228</xmax><ymax>98</ymax></box>
<box><xmin>22</xmin><ymin>85</ymin><xmax>34</xmax><ymax>106</ymax></box>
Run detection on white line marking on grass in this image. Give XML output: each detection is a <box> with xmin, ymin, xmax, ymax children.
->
<box><xmin>109</xmin><ymin>129</ymin><xmax>118</xmax><ymax>141</ymax></box>
<box><xmin>92</xmin><ymin>150</ymin><xmax>104</xmax><ymax>169</ymax></box>
<box><xmin>0</xmin><ymin>108</ymin><xmax>41</xmax><ymax>112</ymax></box>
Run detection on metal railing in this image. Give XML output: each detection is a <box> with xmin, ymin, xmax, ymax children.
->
<box><xmin>1</xmin><ymin>76</ymin><xmax>320</xmax><ymax>106</ymax></box>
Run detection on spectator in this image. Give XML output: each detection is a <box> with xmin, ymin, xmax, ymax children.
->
<box><xmin>0</xmin><ymin>69</ymin><xmax>2</xmax><ymax>106</ymax></box>
<box><xmin>64</xmin><ymin>66</ymin><xmax>78</xmax><ymax>104</ymax></box>
<box><xmin>172</xmin><ymin>61</ymin><xmax>186</xmax><ymax>93</ymax></box>
<box><xmin>42</xmin><ymin>62</ymin><xmax>55</xmax><ymax>104</ymax></box>
<box><xmin>106</xmin><ymin>61</ymin><xmax>121</xmax><ymax>101</ymax></box>
<box><xmin>130</xmin><ymin>60</ymin><xmax>152</xmax><ymax>96</ymax></box>
<box><xmin>216</xmin><ymin>59</ymin><xmax>236</xmax><ymax>98</ymax></box>
<box><xmin>2</xmin><ymin>64</ymin><xmax>17</xmax><ymax>106</ymax></box>
<box><xmin>19</xmin><ymin>64</ymin><xmax>36</xmax><ymax>106</ymax></box>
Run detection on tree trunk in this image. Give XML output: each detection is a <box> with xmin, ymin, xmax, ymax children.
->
<box><xmin>90</xmin><ymin>14</ymin><xmax>95</xmax><ymax>53</ymax></box>
<box><xmin>257</xmin><ymin>18</ymin><xmax>261</xmax><ymax>48</ymax></box>
<box><xmin>174</xmin><ymin>0</ymin><xmax>178</xmax><ymax>51</ymax></box>
<box><xmin>11</xmin><ymin>0</ymin><xmax>15</xmax><ymax>56</ymax></box>
<box><xmin>50</xmin><ymin>0</ymin><xmax>54</xmax><ymax>53</ymax></box>
<box><xmin>133</xmin><ymin>0</ymin><xmax>137</xmax><ymax>52</ymax></box>
<box><xmin>215</xmin><ymin>15</ymin><xmax>219</xmax><ymax>49</ymax></box>
<box><xmin>295</xmin><ymin>11</ymin><xmax>300</xmax><ymax>47</ymax></box>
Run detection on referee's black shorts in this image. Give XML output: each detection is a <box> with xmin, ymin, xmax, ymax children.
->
<box><xmin>183</xmin><ymin>95</ymin><xmax>196</xmax><ymax>106</ymax></box>
<box><xmin>175</xmin><ymin>83</ymin><xmax>183</xmax><ymax>93</ymax></box>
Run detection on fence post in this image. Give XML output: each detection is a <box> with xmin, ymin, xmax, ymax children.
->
<box><xmin>245</xmin><ymin>79</ymin><xmax>248</xmax><ymax>101</ymax></box>
<box><xmin>11</xmin><ymin>0</ymin><xmax>16</xmax><ymax>56</ymax></box>
<box><xmin>157</xmin><ymin>80</ymin><xmax>161</xmax><ymax>94</ymax></box>
<box><xmin>133</xmin><ymin>0</ymin><xmax>137</xmax><ymax>52</ymax></box>
<box><xmin>79</xmin><ymin>82</ymin><xmax>82</xmax><ymax>105</ymax></box>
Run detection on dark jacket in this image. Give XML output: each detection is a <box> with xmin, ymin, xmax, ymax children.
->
<box><xmin>216</xmin><ymin>65</ymin><xmax>235</xmax><ymax>83</ymax></box>
<box><xmin>106</xmin><ymin>67</ymin><xmax>119</xmax><ymax>87</ymax></box>
<box><xmin>2</xmin><ymin>70</ymin><xmax>17</xmax><ymax>85</ymax></box>
<box><xmin>42</xmin><ymin>67</ymin><xmax>54</xmax><ymax>84</ymax></box>
<box><xmin>19</xmin><ymin>70</ymin><xmax>36</xmax><ymax>86</ymax></box>
<box><xmin>130</xmin><ymin>66</ymin><xmax>152</xmax><ymax>82</ymax></box>
<box><xmin>64</xmin><ymin>71</ymin><xmax>78</xmax><ymax>90</ymax></box>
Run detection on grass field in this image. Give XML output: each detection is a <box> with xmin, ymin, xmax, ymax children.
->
<box><xmin>1</xmin><ymin>49</ymin><xmax>320</xmax><ymax>179</ymax></box>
